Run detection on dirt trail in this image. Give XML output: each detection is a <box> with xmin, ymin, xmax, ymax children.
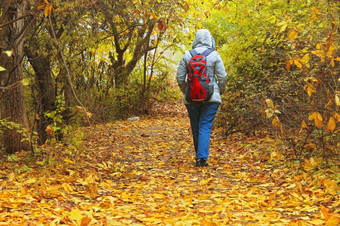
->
<box><xmin>78</xmin><ymin>114</ymin><xmax>336</xmax><ymax>225</ymax></box>
<box><xmin>0</xmin><ymin>112</ymin><xmax>339</xmax><ymax>225</ymax></box>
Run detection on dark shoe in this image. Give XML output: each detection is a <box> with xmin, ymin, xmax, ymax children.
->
<box><xmin>195</xmin><ymin>158</ymin><xmax>208</xmax><ymax>167</ymax></box>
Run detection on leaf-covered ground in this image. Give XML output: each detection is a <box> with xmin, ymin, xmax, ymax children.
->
<box><xmin>0</xmin><ymin>105</ymin><xmax>339</xmax><ymax>225</ymax></box>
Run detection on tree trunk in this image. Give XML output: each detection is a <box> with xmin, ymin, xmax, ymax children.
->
<box><xmin>0</xmin><ymin>1</ymin><xmax>31</xmax><ymax>153</ymax></box>
<box><xmin>25</xmin><ymin>50</ymin><xmax>56</xmax><ymax>145</ymax></box>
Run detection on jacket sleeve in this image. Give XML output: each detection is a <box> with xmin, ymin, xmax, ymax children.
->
<box><xmin>215</xmin><ymin>53</ymin><xmax>227</xmax><ymax>94</ymax></box>
<box><xmin>176</xmin><ymin>54</ymin><xmax>188</xmax><ymax>94</ymax></box>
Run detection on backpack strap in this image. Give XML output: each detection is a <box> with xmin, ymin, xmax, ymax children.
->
<box><xmin>201</xmin><ymin>48</ymin><xmax>214</xmax><ymax>57</ymax></box>
<box><xmin>201</xmin><ymin>49</ymin><xmax>214</xmax><ymax>78</ymax></box>
<box><xmin>189</xmin><ymin>49</ymin><xmax>198</xmax><ymax>57</ymax></box>
<box><xmin>189</xmin><ymin>48</ymin><xmax>214</xmax><ymax>57</ymax></box>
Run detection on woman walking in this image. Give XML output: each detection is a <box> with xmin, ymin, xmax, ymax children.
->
<box><xmin>176</xmin><ymin>29</ymin><xmax>227</xmax><ymax>167</ymax></box>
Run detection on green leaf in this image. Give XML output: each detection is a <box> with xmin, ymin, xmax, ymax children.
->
<box><xmin>0</xmin><ymin>66</ymin><xmax>6</xmax><ymax>71</ymax></box>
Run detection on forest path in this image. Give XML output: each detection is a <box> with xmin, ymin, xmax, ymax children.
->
<box><xmin>0</xmin><ymin>106</ymin><xmax>339</xmax><ymax>225</ymax></box>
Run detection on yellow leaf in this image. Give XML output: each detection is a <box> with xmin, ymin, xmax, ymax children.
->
<box><xmin>20</xmin><ymin>187</ymin><xmax>28</xmax><ymax>196</ymax></box>
<box><xmin>308</xmin><ymin>112</ymin><xmax>323</xmax><ymax>128</ymax></box>
<box><xmin>315</xmin><ymin>112</ymin><xmax>322</xmax><ymax>121</ymax></box>
<box><xmin>277</xmin><ymin>20</ymin><xmax>287</xmax><ymax>26</ymax></box>
<box><xmin>265</xmin><ymin>109</ymin><xmax>274</xmax><ymax>118</ymax></box>
<box><xmin>291</xmin><ymin>42</ymin><xmax>296</xmax><ymax>50</ymax></box>
<box><xmin>326</xmin><ymin>117</ymin><xmax>336</xmax><ymax>132</ymax></box>
<box><xmin>4</xmin><ymin>50</ymin><xmax>13</xmax><ymax>57</ymax></box>
<box><xmin>8</xmin><ymin>172</ymin><xmax>15</xmax><ymax>181</ymax></box>
<box><xmin>294</xmin><ymin>59</ymin><xmax>303</xmax><ymax>68</ymax></box>
<box><xmin>324</xmin><ymin>179</ymin><xmax>340</xmax><ymax>195</ymax></box>
<box><xmin>275</xmin><ymin>109</ymin><xmax>281</xmax><ymax>114</ymax></box>
<box><xmin>326</xmin><ymin>215</ymin><xmax>340</xmax><ymax>226</ymax></box>
<box><xmin>44</xmin><ymin>5</ymin><xmax>49</xmax><ymax>17</ymax></box>
<box><xmin>43</xmin><ymin>3</ymin><xmax>54</xmax><ymax>17</ymax></box>
<box><xmin>84</xmin><ymin>174</ymin><xmax>96</xmax><ymax>184</ymax></box>
<box><xmin>272</xmin><ymin>116</ymin><xmax>281</xmax><ymax>129</ymax></box>
<box><xmin>334</xmin><ymin>113</ymin><xmax>340</xmax><ymax>122</ymax></box>
<box><xmin>200</xmin><ymin>219</ymin><xmax>218</xmax><ymax>226</ymax></box>
<box><xmin>24</xmin><ymin>178</ymin><xmax>37</xmax><ymax>185</ymax></box>
<box><xmin>86</xmin><ymin>111</ymin><xmax>92</xmax><ymax>118</ymax></box>
<box><xmin>312</xmin><ymin>12</ymin><xmax>317</xmax><ymax>20</ymax></box>
<box><xmin>86</xmin><ymin>183</ymin><xmax>98</xmax><ymax>198</ymax></box>
<box><xmin>335</xmin><ymin>93</ymin><xmax>340</xmax><ymax>106</ymax></box>
<box><xmin>62</xmin><ymin>183</ymin><xmax>74</xmax><ymax>192</ymax></box>
<box><xmin>332</xmin><ymin>200</ymin><xmax>340</xmax><ymax>208</ymax></box>
<box><xmin>265</xmin><ymin>99</ymin><xmax>274</xmax><ymax>108</ymax></box>
<box><xmin>48</xmin><ymin>4</ymin><xmax>54</xmax><ymax>14</ymax></box>
<box><xmin>327</xmin><ymin>45</ymin><xmax>334</xmax><ymax>58</ymax></box>
<box><xmin>200</xmin><ymin>178</ymin><xmax>212</xmax><ymax>186</ymax></box>
<box><xmin>296</xmin><ymin>181</ymin><xmax>303</xmax><ymax>193</ymax></box>
<box><xmin>315</xmin><ymin>116</ymin><xmax>323</xmax><ymax>129</ymax></box>
<box><xmin>303</xmin><ymin>156</ymin><xmax>317</xmax><ymax>170</ymax></box>
<box><xmin>301</xmin><ymin>54</ymin><xmax>310</xmax><ymax>64</ymax></box>
<box><xmin>153</xmin><ymin>193</ymin><xmax>165</xmax><ymax>199</ymax></box>
<box><xmin>64</xmin><ymin>158</ymin><xmax>75</xmax><ymax>164</ymax></box>
<box><xmin>270</xmin><ymin>151</ymin><xmax>281</xmax><ymax>161</ymax></box>
<box><xmin>74</xmin><ymin>105</ymin><xmax>84</xmax><ymax>112</ymax></box>
<box><xmin>299</xmin><ymin>120</ymin><xmax>307</xmax><ymax>133</ymax></box>
<box><xmin>69</xmin><ymin>209</ymin><xmax>82</xmax><ymax>222</ymax></box>
<box><xmin>308</xmin><ymin>219</ymin><xmax>325</xmax><ymax>225</ymax></box>
<box><xmin>320</xmin><ymin>205</ymin><xmax>329</xmax><ymax>221</ymax></box>
<box><xmin>308</xmin><ymin>113</ymin><xmax>315</xmax><ymax>121</ymax></box>
<box><xmin>316</xmin><ymin>43</ymin><xmax>322</xmax><ymax>50</ymax></box>
<box><xmin>296</xmin><ymin>220</ymin><xmax>308</xmax><ymax>226</ymax></box>
<box><xmin>21</xmin><ymin>78</ymin><xmax>30</xmax><ymax>86</ymax></box>
<box><xmin>306</xmin><ymin>82</ymin><xmax>317</xmax><ymax>97</ymax></box>
<box><xmin>331</xmin><ymin>59</ymin><xmax>335</xmax><ymax>67</ymax></box>
<box><xmin>287</xmin><ymin>29</ymin><xmax>299</xmax><ymax>40</ymax></box>
<box><xmin>279</xmin><ymin>24</ymin><xmax>287</xmax><ymax>33</ymax></box>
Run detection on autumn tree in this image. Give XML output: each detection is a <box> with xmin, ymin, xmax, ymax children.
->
<box><xmin>91</xmin><ymin>0</ymin><xmax>187</xmax><ymax>116</ymax></box>
<box><xmin>24</xmin><ymin>0</ymin><xmax>91</xmax><ymax>144</ymax></box>
<box><xmin>27</xmin><ymin>0</ymin><xmax>189</xmax><ymax>123</ymax></box>
<box><xmin>24</xmin><ymin>0</ymin><xmax>56</xmax><ymax>145</ymax></box>
<box><xmin>0</xmin><ymin>0</ymin><xmax>33</xmax><ymax>153</ymax></box>
<box><xmin>208</xmin><ymin>0</ymin><xmax>339</xmax><ymax>157</ymax></box>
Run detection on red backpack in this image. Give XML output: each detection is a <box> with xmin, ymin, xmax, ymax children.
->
<box><xmin>185</xmin><ymin>49</ymin><xmax>214</xmax><ymax>103</ymax></box>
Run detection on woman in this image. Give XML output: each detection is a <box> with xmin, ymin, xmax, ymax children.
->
<box><xmin>176</xmin><ymin>29</ymin><xmax>227</xmax><ymax>167</ymax></box>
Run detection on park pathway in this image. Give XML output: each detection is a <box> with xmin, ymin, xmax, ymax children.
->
<box><xmin>77</xmin><ymin>114</ymin><xmax>338</xmax><ymax>225</ymax></box>
<box><xmin>0</xmin><ymin>111</ymin><xmax>338</xmax><ymax>225</ymax></box>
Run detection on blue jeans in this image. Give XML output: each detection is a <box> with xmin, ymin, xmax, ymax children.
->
<box><xmin>186</xmin><ymin>102</ymin><xmax>220</xmax><ymax>161</ymax></box>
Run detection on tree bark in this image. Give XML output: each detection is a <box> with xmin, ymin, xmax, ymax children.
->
<box><xmin>25</xmin><ymin>50</ymin><xmax>56</xmax><ymax>145</ymax></box>
<box><xmin>0</xmin><ymin>1</ymin><xmax>31</xmax><ymax>153</ymax></box>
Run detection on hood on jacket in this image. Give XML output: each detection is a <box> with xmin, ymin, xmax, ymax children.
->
<box><xmin>191</xmin><ymin>29</ymin><xmax>215</xmax><ymax>50</ymax></box>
